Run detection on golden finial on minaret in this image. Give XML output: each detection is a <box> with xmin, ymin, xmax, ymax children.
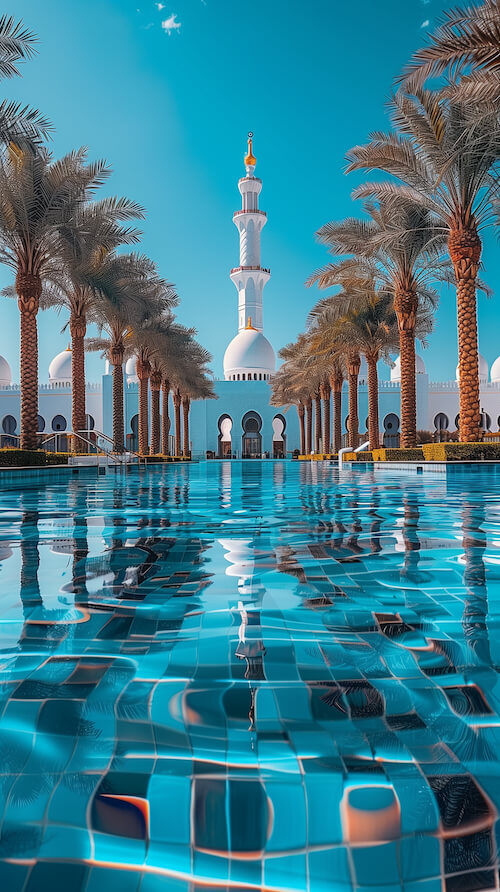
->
<box><xmin>244</xmin><ymin>131</ymin><xmax>256</xmax><ymax>167</ymax></box>
<box><xmin>246</xmin><ymin>316</ymin><xmax>257</xmax><ymax>330</ymax></box>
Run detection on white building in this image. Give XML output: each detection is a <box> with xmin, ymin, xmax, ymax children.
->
<box><xmin>1</xmin><ymin>136</ymin><xmax>500</xmax><ymax>454</ymax></box>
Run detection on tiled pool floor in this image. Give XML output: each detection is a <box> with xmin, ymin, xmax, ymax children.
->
<box><xmin>1</xmin><ymin>460</ymin><xmax>500</xmax><ymax>891</ymax></box>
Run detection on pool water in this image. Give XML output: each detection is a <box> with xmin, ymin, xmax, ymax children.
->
<box><xmin>1</xmin><ymin>460</ymin><xmax>500</xmax><ymax>892</ymax></box>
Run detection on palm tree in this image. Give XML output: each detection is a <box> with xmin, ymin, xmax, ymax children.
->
<box><xmin>0</xmin><ymin>16</ymin><xmax>51</xmax><ymax>145</ymax></box>
<box><xmin>270</xmin><ymin>366</ymin><xmax>309</xmax><ymax>454</ymax></box>
<box><xmin>38</xmin><ymin>198</ymin><xmax>144</xmax><ymax>450</ymax></box>
<box><xmin>0</xmin><ymin>145</ymin><xmax>108</xmax><ymax>448</ymax></box>
<box><xmin>279</xmin><ymin>335</ymin><xmax>321</xmax><ymax>454</ymax></box>
<box><xmin>147</xmin><ymin>323</ymin><xmax>197</xmax><ymax>455</ymax></box>
<box><xmin>309</xmin><ymin>289</ymin><xmax>401</xmax><ymax>450</ymax></box>
<box><xmin>399</xmin><ymin>0</ymin><xmax>500</xmax><ymax>96</ymax></box>
<box><xmin>106</xmin><ymin>282</ymin><xmax>177</xmax><ymax>456</ymax></box>
<box><xmin>345</xmin><ymin>90</ymin><xmax>499</xmax><ymax>442</ymax></box>
<box><xmin>307</xmin><ymin>200</ymin><xmax>444</xmax><ymax>447</ymax></box>
<box><xmin>180</xmin><ymin>369</ymin><xmax>216</xmax><ymax>457</ymax></box>
<box><xmin>86</xmin><ymin>254</ymin><xmax>175</xmax><ymax>452</ymax></box>
<box><xmin>330</xmin><ymin>359</ymin><xmax>346</xmax><ymax>454</ymax></box>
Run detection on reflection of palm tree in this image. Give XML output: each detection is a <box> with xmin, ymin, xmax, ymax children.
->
<box><xmin>400</xmin><ymin>494</ymin><xmax>422</xmax><ymax>585</ymax></box>
<box><xmin>461</xmin><ymin>497</ymin><xmax>492</xmax><ymax>667</ymax></box>
<box><xmin>19</xmin><ymin>507</ymin><xmax>42</xmax><ymax>620</ymax></box>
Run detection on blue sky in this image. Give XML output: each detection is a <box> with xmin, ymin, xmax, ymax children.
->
<box><xmin>3</xmin><ymin>0</ymin><xmax>498</xmax><ymax>382</ymax></box>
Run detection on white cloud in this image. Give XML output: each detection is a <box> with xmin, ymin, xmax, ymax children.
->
<box><xmin>161</xmin><ymin>13</ymin><xmax>181</xmax><ymax>34</ymax></box>
<box><xmin>156</xmin><ymin>2</ymin><xmax>165</xmax><ymax>9</ymax></box>
<box><xmin>421</xmin><ymin>18</ymin><xmax>430</xmax><ymax>27</ymax></box>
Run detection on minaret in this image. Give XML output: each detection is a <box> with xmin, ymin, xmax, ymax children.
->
<box><xmin>230</xmin><ymin>133</ymin><xmax>270</xmax><ymax>333</ymax></box>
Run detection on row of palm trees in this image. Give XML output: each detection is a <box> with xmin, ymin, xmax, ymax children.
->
<box><xmin>274</xmin><ymin>0</ymin><xmax>500</xmax><ymax>449</ymax></box>
<box><xmin>0</xmin><ymin>17</ymin><xmax>214</xmax><ymax>456</ymax></box>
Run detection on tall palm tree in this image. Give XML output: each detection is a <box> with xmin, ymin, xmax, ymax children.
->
<box><xmin>270</xmin><ymin>366</ymin><xmax>309</xmax><ymax>454</ymax></box>
<box><xmin>346</xmin><ymin>90</ymin><xmax>499</xmax><ymax>442</ymax></box>
<box><xmin>0</xmin><ymin>145</ymin><xmax>109</xmax><ymax>448</ymax></box>
<box><xmin>106</xmin><ymin>283</ymin><xmax>177</xmax><ymax>456</ymax></box>
<box><xmin>37</xmin><ymin>198</ymin><xmax>144</xmax><ymax>450</ymax></box>
<box><xmin>399</xmin><ymin>0</ymin><xmax>500</xmax><ymax>96</ymax></box>
<box><xmin>279</xmin><ymin>335</ymin><xmax>322</xmax><ymax>454</ymax></box>
<box><xmin>309</xmin><ymin>290</ymin><xmax>401</xmax><ymax>450</ymax></box>
<box><xmin>307</xmin><ymin>200</ymin><xmax>444</xmax><ymax>446</ymax></box>
<box><xmin>86</xmin><ymin>254</ymin><xmax>174</xmax><ymax>452</ymax></box>
<box><xmin>179</xmin><ymin>368</ymin><xmax>216</xmax><ymax>457</ymax></box>
<box><xmin>0</xmin><ymin>16</ymin><xmax>51</xmax><ymax>145</ymax></box>
<box><xmin>147</xmin><ymin>324</ymin><xmax>197</xmax><ymax>455</ymax></box>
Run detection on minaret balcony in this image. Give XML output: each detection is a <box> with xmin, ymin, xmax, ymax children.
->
<box><xmin>230</xmin><ymin>265</ymin><xmax>270</xmax><ymax>275</ymax></box>
<box><xmin>233</xmin><ymin>209</ymin><xmax>267</xmax><ymax>218</ymax></box>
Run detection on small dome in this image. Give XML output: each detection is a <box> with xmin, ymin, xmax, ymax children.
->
<box><xmin>125</xmin><ymin>356</ymin><xmax>139</xmax><ymax>382</ymax></box>
<box><xmin>223</xmin><ymin>327</ymin><xmax>275</xmax><ymax>379</ymax></box>
<box><xmin>456</xmin><ymin>353</ymin><xmax>488</xmax><ymax>384</ymax></box>
<box><xmin>491</xmin><ymin>356</ymin><xmax>500</xmax><ymax>383</ymax></box>
<box><xmin>390</xmin><ymin>353</ymin><xmax>426</xmax><ymax>382</ymax></box>
<box><xmin>49</xmin><ymin>347</ymin><xmax>72</xmax><ymax>384</ymax></box>
<box><xmin>0</xmin><ymin>355</ymin><xmax>12</xmax><ymax>386</ymax></box>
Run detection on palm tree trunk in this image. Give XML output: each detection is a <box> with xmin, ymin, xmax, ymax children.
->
<box><xmin>347</xmin><ymin>355</ymin><xmax>360</xmax><ymax>450</ymax></box>
<box><xmin>331</xmin><ymin>374</ymin><xmax>343</xmax><ymax>453</ymax></box>
<box><xmin>16</xmin><ymin>272</ymin><xmax>41</xmax><ymax>451</ymax></box>
<box><xmin>110</xmin><ymin>347</ymin><xmax>125</xmax><ymax>453</ymax></box>
<box><xmin>314</xmin><ymin>392</ymin><xmax>322</xmax><ymax>452</ymax></box>
<box><xmin>182</xmin><ymin>395</ymin><xmax>190</xmax><ymax>457</ymax></box>
<box><xmin>161</xmin><ymin>379</ymin><xmax>170</xmax><ymax>455</ymax></box>
<box><xmin>449</xmin><ymin>226</ymin><xmax>482</xmax><ymax>443</ymax></box>
<box><xmin>306</xmin><ymin>397</ymin><xmax>313</xmax><ymax>454</ymax></box>
<box><xmin>136</xmin><ymin>358</ymin><xmax>151</xmax><ymax>456</ymax></box>
<box><xmin>70</xmin><ymin>313</ymin><xmax>86</xmax><ymax>453</ymax></box>
<box><xmin>394</xmin><ymin>290</ymin><xmax>418</xmax><ymax>448</ymax></box>
<box><xmin>150</xmin><ymin>371</ymin><xmax>162</xmax><ymax>455</ymax></box>
<box><xmin>173</xmin><ymin>390</ymin><xmax>181</xmax><ymax>456</ymax></box>
<box><xmin>366</xmin><ymin>352</ymin><xmax>380</xmax><ymax>450</ymax></box>
<box><xmin>320</xmin><ymin>380</ymin><xmax>331</xmax><ymax>454</ymax></box>
<box><xmin>298</xmin><ymin>402</ymin><xmax>305</xmax><ymax>454</ymax></box>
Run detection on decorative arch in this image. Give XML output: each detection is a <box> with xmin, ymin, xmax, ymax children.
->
<box><xmin>218</xmin><ymin>414</ymin><xmax>233</xmax><ymax>458</ymax></box>
<box><xmin>1</xmin><ymin>414</ymin><xmax>17</xmax><ymax>447</ymax></box>
<box><xmin>383</xmin><ymin>413</ymin><xmax>400</xmax><ymax>448</ymax></box>
<box><xmin>241</xmin><ymin>411</ymin><xmax>262</xmax><ymax>459</ymax></box>
<box><xmin>272</xmin><ymin>414</ymin><xmax>286</xmax><ymax>458</ymax></box>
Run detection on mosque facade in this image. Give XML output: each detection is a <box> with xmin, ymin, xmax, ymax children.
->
<box><xmin>1</xmin><ymin>138</ymin><xmax>500</xmax><ymax>455</ymax></box>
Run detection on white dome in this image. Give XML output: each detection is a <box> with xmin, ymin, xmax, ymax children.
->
<box><xmin>223</xmin><ymin>327</ymin><xmax>275</xmax><ymax>379</ymax></box>
<box><xmin>491</xmin><ymin>356</ymin><xmax>500</xmax><ymax>383</ymax></box>
<box><xmin>125</xmin><ymin>356</ymin><xmax>139</xmax><ymax>383</ymax></box>
<box><xmin>49</xmin><ymin>347</ymin><xmax>72</xmax><ymax>384</ymax></box>
<box><xmin>456</xmin><ymin>353</ymin><xmax>488</xmax><ymax>384</ymax></box>
<box><xmin>390</xmin><ymin>353</ymin><xmax>426</xmax><ymax>382</ymax></box>
<box><xmin>0</xmin><ymin>355</ymin><xmax>12</xmax><ymax>386</ymax></box>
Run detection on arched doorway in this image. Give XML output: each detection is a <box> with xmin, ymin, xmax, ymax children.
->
<box><xmin>128</xmin><ymin>414</ymin><xmax>139</xmax><ymax>452</ymax></box>
<box><xmin>383</xmin><ymin>413</ymin><xmax>400</xmax><ymax>448</ymax></box>
<box><xmin>218</xmin><ymin>414</ymin><xmax>233</xmax><ymax>458</ymax></box>
<box><xmin>272</xmin><ymin>414</ymin><xmax>286</xmax><ymax>458</ymax></box>
<box><xmin>1</xmin><ymin>414</ymin><xmax>17</xmax><ymax>447</ymax></box>
<box><xmin>434</xmin><ymin>412</ymin><xmax>449</xmax><ymax>442</ymax></box>
<box><xmin>242</xmin><ymin>411</ymin><xmax>262</xmax><ymax>459</ymax></box>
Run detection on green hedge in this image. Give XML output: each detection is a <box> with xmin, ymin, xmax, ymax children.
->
<box><xmin>442</xmin><ymin>442</ymin><xmax>500</xmax><ymax>462</ymax></box>
<box><xmin>0</xmin><ymin>449</ymin><xmax>47</xmax><ymax>467</ymax></box>
<box><xmin>44</xmin><ymin>452</ymin><xmax>70</xmax><ymax>465</ymax></box>
<box><xmin>356</xmin><ymin>451</ymin><xmax>373</xmax><ymax>462</ymax></box>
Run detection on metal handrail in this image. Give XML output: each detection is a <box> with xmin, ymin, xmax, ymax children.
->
<box><xmin>80</xmin><ymin>429</ymin><xmax>143</xmax><ymax>465</ymax></box>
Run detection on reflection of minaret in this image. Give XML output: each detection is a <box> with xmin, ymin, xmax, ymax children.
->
<box><xmin>231</xmin><ymin>133</ymin><xmax>269</xmax><ymax>333</ymax></box>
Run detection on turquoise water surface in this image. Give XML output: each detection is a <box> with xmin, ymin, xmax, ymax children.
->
<box><xmin>1</xmin><ymin>460</ymin><xmax>500</xmax><ymax>891</ymax></box>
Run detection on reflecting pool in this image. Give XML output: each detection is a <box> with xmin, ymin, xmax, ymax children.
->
<box><xmin>1</xmin><ymin>460</ymin><xmax>500</xmax><ymax>891</ymax></box>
